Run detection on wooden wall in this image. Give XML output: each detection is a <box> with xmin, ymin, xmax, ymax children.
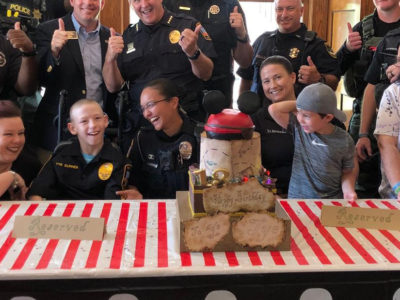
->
<box><xmin>100</xmin><ymin>0</ymin><xmax>129</xmax><ymax>34</ymax></box>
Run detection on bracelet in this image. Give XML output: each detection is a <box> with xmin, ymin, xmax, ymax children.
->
<box><xmin>187</xmin><ymin>49</ymin><xmax>201</xmax><ymax>60</ymax></box>
<box><xmin>393</xmin><ymin>181</ymin><xmax>400</xmax><ymax>195</ymax></box>
<box><xmin>237</xmin><ymin>34</ymin><xmax>249</xmax><ymax>43</ymax></box>
<box><xmin>358</xmin><ymin>133</ymin><xmax>369</xmax><ymax>138</ymax></box>
<box><xmin>9</xmin><ymin>171</ymin><xmax>18</xmax><ymax>190</ymax></box>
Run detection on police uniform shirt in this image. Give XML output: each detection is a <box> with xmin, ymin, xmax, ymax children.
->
<box><xmin>364</xmin><ymin>27</ymin><xmax>400</xmax><ymax>86</ymax></box>
<box><xmin>163</xmin><ymin>0</ymin><xmax>246</xmax><ymax>100</ymax></box>
<box><xmin>237</xmin><ymin>24</ymin><xmax>340</xmax><ymax>95</ymax></box>
<box><xmin>129</xmin><ymin>113</ymin><xmax>198</xmax><ymax>199</ymax></box>
<box><xmin>27</xmin><ymin>138</ymin><xmax>127</xmax><ymax>200</ymax></box>
<box><xmin>0</xmin><ymin>34</ymin><xmax>21</xmax><ymax>100</ymax></box>
<box><xmin>251</xmin><ymin>102</ymin><xmax>293</xmax><ymax>194</ymax></box>
<box><xmin>117</xmin><ymin>9</ymin><xmax>216</xmax><ymax>115</ymax></box>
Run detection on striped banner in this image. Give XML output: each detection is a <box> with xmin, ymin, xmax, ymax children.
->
<box><xmin>0</xmin><ymin>199</ymin><xmax>398</xmax><ymax>278</ymax></box>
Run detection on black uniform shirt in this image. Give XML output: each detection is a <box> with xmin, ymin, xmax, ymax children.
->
<box><xmin>118</xmin><ymin>9</ymin><xmax>216</xmax><ymax>115</ymax></box>
<box><xmin>0</xmin><ymin>34</ymin><xmax>21</xmax><ymax>100</ymax></box>
<box><xmin>237</xmin><ymin>24</ymin><xmax>340</xmax><ymax>95</ymax></box>
<box><xmin>129</xmin><ymin>113</ymin><xmax>198</xmax><ymax>199</ymax></box>
<box><xmin>163</xmin><ymin>0</ymin><xmax>244</xmax><ymax>77</ymax></box>
<box><xmin>365</xmin><ymin>27</ymin><xmax>400</xmax><ymax>85</ymax></box>
<box><xmin>27</xmin><ymin>138</ymin><xmax>127</xmax><ymax>200</ymax></box>
<box><xmin>252</xmin><ymin>102</ymin><xmax>294</xmax><ymax>193</ymax></box>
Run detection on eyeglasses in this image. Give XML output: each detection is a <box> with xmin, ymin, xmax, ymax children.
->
<box><xmin>140</xmin><ymin>98</ymin><xmax>170</xmax><ymax>112</ymax></box>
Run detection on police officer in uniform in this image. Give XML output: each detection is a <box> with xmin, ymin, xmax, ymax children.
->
<box><xmin>117</xmin><ymin>79</ymin><xmax>198</xmax><ymax>200</ymax></box>
<box><xmin>0</xmin><ymin>23</ymin><xmax>37</xmax><ymax>100</ymax></box>
<box><xmin>163</xmin><ymin>0</ymin><xmax>253</xmax><ymax>105</ymax></box>
<box><xmin>336</xmin><ymin>0</ymin><xmax>400</xmax><ymax>198</ymax></box>
<box><xmin>103</xmin><ymin>0</ymin><xmax>215</xmax><ymax>151</ymax></box>
<box><xmin>238</xmin><ymin>0</ymin><xmax>340</xmax><ymax>97</ymax></box>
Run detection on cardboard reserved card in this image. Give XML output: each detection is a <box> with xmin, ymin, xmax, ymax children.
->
<box><xmin>12</xmin><ymin>216</ymin><xmax>105</xmax><ymax>240</ymax></box>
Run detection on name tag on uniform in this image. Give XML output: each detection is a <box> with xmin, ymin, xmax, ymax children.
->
<box><xmin>126</xmin><ymin>42</ymin><xmax>135</xmax><ymax>54</ymax></box>
<box><xmin>179</xmin><ymin>6</ymin><xmax>191</xmax><ymax>11</ymax></box>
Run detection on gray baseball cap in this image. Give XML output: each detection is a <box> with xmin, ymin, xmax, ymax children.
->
<box><xmin>296</xmin><ymin>83</ymin><xmax>347</xmax><ymax>123</ymax></box>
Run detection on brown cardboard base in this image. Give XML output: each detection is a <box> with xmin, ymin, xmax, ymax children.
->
<box><xmin>176</xmin><ymin>191</ymin><xmax>291</xmax><ymax>252</ymax></box>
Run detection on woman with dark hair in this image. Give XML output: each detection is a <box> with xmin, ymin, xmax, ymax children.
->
<box><xmin>0</xmin><ymin>100</ymin><xmax>34</xmax><ymax>199</ymax></box>
<box><xmin>117</xmin><ymin>78</ymin><xmax>199</xmax><ymax>199</ymax></box>
<box><xmin>251</xmin><ymin>56</ymin><xmax>296</xmax><ymax>196</ymax></box>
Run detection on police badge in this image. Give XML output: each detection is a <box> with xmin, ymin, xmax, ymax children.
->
<box><xmin>289</xmin><ymin>48</ymin><xmax>300</xmax><ymax>59</ymax></box>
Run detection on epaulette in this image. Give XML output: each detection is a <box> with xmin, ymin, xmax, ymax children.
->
<box><xmin>304</xmin><ymin>31</ymin><xmax>316</xmax><ymax>42</ymax></box>
<box><xmin>53</xmin><ymin>140</ymin><xmax>73</xmax><ymax>156</ymax></box>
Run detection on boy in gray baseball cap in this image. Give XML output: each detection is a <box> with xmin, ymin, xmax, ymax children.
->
<box><xmin>269</xmin><ymin>83</ymin><xmax>358</xmax><ymax>199</ymax></box>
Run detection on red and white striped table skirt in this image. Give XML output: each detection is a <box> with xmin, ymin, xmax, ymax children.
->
<box><xmin>0</xmin><ymin>199</ymin><xmax>399</xmax><ymax>280</ymax></box>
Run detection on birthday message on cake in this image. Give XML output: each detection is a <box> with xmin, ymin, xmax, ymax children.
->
<box><xmin>203</xmin><ymin>178</ymin><xmax>274</xmax><ymax>214</ymax></box>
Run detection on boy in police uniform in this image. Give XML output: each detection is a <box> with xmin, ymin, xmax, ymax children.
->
<box><xmin>27</xmin><ymin>99</ymin><xmax>128</xmax><ymax>200</ymax></box>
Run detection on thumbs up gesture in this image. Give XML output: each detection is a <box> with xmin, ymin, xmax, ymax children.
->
<box><xmin>105</xmin><ymin>27</ymin><xmax>124</xmax><ymax>62</ymax></box>
<box><xmin>230</xmin><ymin>6</ymin><xmax>246</xmax><ymax>40</ymax></box>
<box><xmin>6</xmin><ymin>22</ymin><xmax>34</xmax><ymax>54</ymax></box>
<box><xmin>298</xmin><ymin>56</ymin><xmax>320</xmax><ymax>84</ymax></box>
<box><xmin>179</xmin><ymin>24</ymin><xmax>201</xmax><ymax>57</ymax></box>
<box><xmin>51</xmin><ymin>18</ymin><xmax>69</xmax><ymax>59</ymax></box>
<box><xmin>345</xmin><ymin>22</ymin><xmax>362</xmax><ymax>52</ymax></box>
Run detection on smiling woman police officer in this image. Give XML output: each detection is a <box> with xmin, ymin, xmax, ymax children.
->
<box><xmin>117</xmin><ymin>78</ymin><xmax>198</xmax><ymax>200</ymax></box>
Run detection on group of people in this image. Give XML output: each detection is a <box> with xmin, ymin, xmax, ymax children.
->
<box><xmin>1</xmin><ymin>0</ymin><xmax>400</xmax><ymax>201</ymax></box>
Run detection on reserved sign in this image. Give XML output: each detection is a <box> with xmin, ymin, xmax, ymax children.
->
<box><xmin>321</xmin><ymin>205</ymin><xmax>400</xmax><ymax>231</ymax></box>
<box><xmin>12</xmin><ymin>216</ymin><xmax>105</xmax><ymax>241</ymax></box>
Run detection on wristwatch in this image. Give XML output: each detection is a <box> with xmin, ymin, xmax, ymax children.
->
<box><xmin>21</xmin><ymin>44</ymin><xmax>37</xmax><ymax>57</ymax></box>
<box><xmin>187</xmin><ymin>49</ymin><xmax>201</xmax><ymax>60</ymax></box>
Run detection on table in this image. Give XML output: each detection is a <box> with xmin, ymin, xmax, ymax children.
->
<box><xmin>0</xmin><ymin>197</ymin><xmax>400</xmax><ymax>299</ymax></box>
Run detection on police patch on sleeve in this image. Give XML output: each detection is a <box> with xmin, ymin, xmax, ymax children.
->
<box><xmin>98</xmin><ymin>163</ymin><xmax>114</xmax><ymax>181</ymax></box>
<box><xmin>325</xmin><ymin>43</ymin><xmax>336</xmax><ymax>58</ymax></box>
<box><xmin>196</xmin><ymin>22</ymin><xmax>212</xmax><ymax>41</ymax></box>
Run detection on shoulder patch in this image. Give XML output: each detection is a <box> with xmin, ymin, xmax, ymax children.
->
<box><xmin>196</xmin><ymin>22</ymin><xmax>212</xmax><ymax>41</ymax></box>
<box><xmin>325</xmin><ymin>43</ymin><xmax>336</xmax><ymax>58</ymax></box>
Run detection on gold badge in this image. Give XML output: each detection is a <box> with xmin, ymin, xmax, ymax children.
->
<box><xmin>289</xmin><ymin>48</ymin><xmax>300</xmax><ymax>59</ymax></box>
<box><xmin>209</xmin><ymin>5</ymin><xmax>220</xmax><ymax>14</ymax></box>
<box><xmin>66</xmin><ymin>31</ymin><xmax>78</xmax><ymax>39</ymax></box>
<box><xmin>179</xmin><ymin>141</ymin><xmax>193</xmax><ymax>160</ymax></box>
<box><xmin>98</xmin><ymin>162</ymin><xmax>114</xmax><ymax>181</ymax></box>
<box><xmin>169</xmin><ymin>30</ymin><xmax>181</xmax><ymax>44</ymax></box>
<box><xmin>32</xmin><ymin>8</ymin><xmax>42</xmax><ymax>20</ymax></box>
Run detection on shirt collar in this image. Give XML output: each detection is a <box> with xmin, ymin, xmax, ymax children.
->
<box><xmin>71</xmin><ymin>13</ymin><xmax>100</xmax><ymax>36</ymax></box>
<box><xmin>138</xmin><ymin>9</ymin><xmax>173</xmax><ymax>32</ymax></box>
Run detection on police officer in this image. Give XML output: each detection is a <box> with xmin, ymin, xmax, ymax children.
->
<box><xmin>117</xmin><ymin>79</ymin><xmax>198</xmax><ymax>199</ymax></box>
<box><xmin>103</xmin><ymin>0</ymin><xmax>215</xmax><ymax>151</ymax></box>
<box><xmin>336</xmin><ymin>0</ymin><xmax>400</xmax><ymax>198</ymax></box>
<box><xmin>237</xmin><ymin>0</ymin><xmax>340</xmax><ymax>97</ymax></box>
<box><xmin>0</xmin><ymin>22</ymin><xmax>37</xmax><ymax>100</ymax></box>
<box><xmin>0</xmin><ymin>0</ymin><xmax>71</xmax><ymax>35</ymax></box>
<box><xmin>163</xmin><ymin>0</ymin><xmax>253</xmax><ymax>105</ymax></box>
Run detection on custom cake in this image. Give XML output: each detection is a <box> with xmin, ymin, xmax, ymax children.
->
<box><xmin>177</xmin><ymin>92</ymin><xmax>291</xmax><ymax>252</ymax></box>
